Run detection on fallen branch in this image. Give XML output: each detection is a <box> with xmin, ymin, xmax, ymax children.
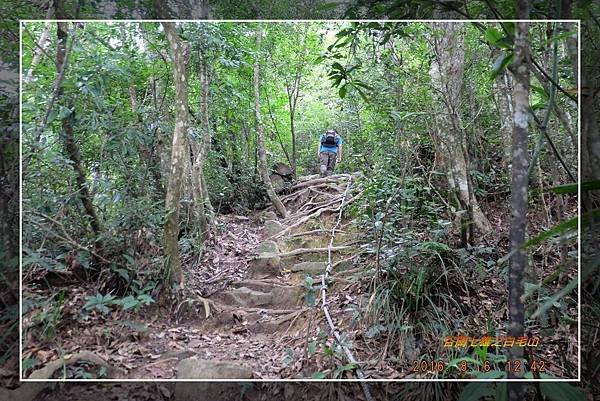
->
<box><xmin>273</xmin><ymin>206</ymin><xmax>339</xmax><ymax>238</ymax></box>
<box><xmin>293</xmin><ymin>172</ymin><xmax>360</xmax><ymax>183</ymax></box>
<box><xmin>294</xmin><ymin>195</ymin><xmax>344</xmax><ymax>217</ymax></box>
<box><xmin>331</xmin><ymin>251</ymin><xmax>364</xmax><ymax>270</ymax></box>
<box><xmin>319</xmin><ymin>177</ymin><xmax>373</xmax><ymax>399</ymax></box>
<box><xmin>238</xmin><ymin>307</ymin><xmax>303</xmax><ymax>314</ymax></box>
<box><xmin>284</xmin><ymin>308</ymin><xmax>309</xmax><ymax>334</ymax></box>
<box><xmin>280</xmin><ymin>183</ymin><xmax>341</xmax><ymax>205</ymax></box>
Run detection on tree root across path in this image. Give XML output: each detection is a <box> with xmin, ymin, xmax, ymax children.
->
<box><xmin>275</xmin><ymin>245</ymin><xmax>352</xmax><ymax>258</ymax></box>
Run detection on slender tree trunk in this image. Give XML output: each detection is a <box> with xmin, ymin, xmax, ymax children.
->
<box><xmin>160</xmin><ymin>21</ymin><xmax>189</xmax><ymax>288</ymax></box>
<box><xmin>429</xmin><ymin>22</ymin><xmax>491</xmax><ymax>237</ymax></box>
<box><xmin>507</xmin><ymin>16</ymin><xmax>530</xmax><ymax>398</ymax></box>
<box><xmin>199</xmin><ymin>59</ymin><xmax>214</xmax><ymax>219</ymax></box>
<box><xmin>493</xmin><ymin>71</ymin><xmax>514</xmax><ymax>170</ymax></box>
<box><xmin>254</xmin><ymin>28</ymin><xmax>287</xmax><ymax>218</ymax></box>
<box><xmin>24</xmin><ymin>17</ymin><xmax>52</xmax><ymax>84</ymax></box>
<box><xmin>290</xmin><ymin>106</ymin><xmax>297</xmax><ymax>176</ymax></box>
<box><xmin>190</xmin><ymin>138</ymin><xmax>208</xmax><ymax>235</ymax></box>
<box><xmin>55</xmin><ymin>19</ymin><xmax>101</xmax><ymax>237</ymax></box>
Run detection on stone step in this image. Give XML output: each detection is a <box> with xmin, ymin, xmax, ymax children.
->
<box><xmin>264</xmin><ymin>219</ymin><xmax>284</xmax><ymax>236</ymax></box>
<box><xmin>215</xmin><ymin>282</ymin><xmax>304</xmax><ymax>309</ymax></box>
<box><xmin>247</xmin><ymin>253</ymin><xmax>281</xmax><ymax>278</ymax></box>
<box><xmin>176</xmin><ymin>358</ymin><xmax>253</xmax><ymax>379</ymax></box>
<box><xmin>245</xmin><ymin>310</ymin><xmax>306</xmax><ymax>334</ymax></box>
<box><xmin>291</xmin><ymin>261</ymin><xmax>327</xmax><ymax>275</ymax></box>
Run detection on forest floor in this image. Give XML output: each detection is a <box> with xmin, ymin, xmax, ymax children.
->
<box><xmin>20</xmin><ymin>174</ymin><xmax>579</xmax><ymax>384</ymax></box>
<box><xmin>23</xmin><ymin>173</ymin><xmax>387</xmax><ymax>380</ymax></box>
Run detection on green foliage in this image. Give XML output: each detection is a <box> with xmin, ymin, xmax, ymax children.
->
<box><xmin>83</xmin><ymin>293</ymin><xmax>117</xmax><ymax>315</ymax></box>
<box><xmin>303</xmin><ymin>275</ymin><xmax>318</xmax><ymax>307</ymax></box>
<box><xmin>24</xmin><ymin>291</ymin><xmax>66</xmax><ymax>341</ymax></box>
<box><xmin>83</xmin><ymin>291</ymin><xmax>155</xmax><ymax>315</ymax></box>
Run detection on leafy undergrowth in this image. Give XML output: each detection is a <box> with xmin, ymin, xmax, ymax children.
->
<box><xmin>341</xmin><ymin>172</ymin><xmax>579</xmax><ymax>380</ymax></box>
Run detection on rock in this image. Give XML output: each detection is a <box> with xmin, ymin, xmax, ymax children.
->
<box><xmin>292</xmin><ymin>261</ymin><xmax>328</xmax><ymax>275</ymax></box>
<box><xmin>269</xmin><ymin>174</ymin><xmax>286</xmax><ymax>192</ymax></box>
<box><xmin>272</xmin><ymin>162</ymin><xmax>294</xmax><ymax>177</ymax></box>
<box><xmin>255</xmin><ymin>240</ymin><xmax>279</xmax><ymax>255</ymax></box>
<box><xmin>248</xmin><ymin>253</ymin><xmax>281</xmax><ymax>278</ymax></box>
<box><xmin>176</xmin><ymin>358</ymin><xmax>253</xmax><ymax>379</ymax></box>
<box><xmin>264</xmin><ymin>219</ymin><xmax>284</xmax><ymax>236</ymax></box>
<box><xmin>219</xmin><ymin>287</ymin><xmax>273</xmax><ymax>308</ymax></box>
<box><xmin>269</xmin><ymin>285</ymin><xmax>304</xmax><ymax>306</ymax></box>
<box><xmin>218</xmin><ymin>284</ymin><xmax>303</xmax><ymax>308</ymax></box>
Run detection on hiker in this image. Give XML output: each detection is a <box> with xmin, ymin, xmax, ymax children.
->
<box><xmin>317</xmin><ymin>129</ymin><xmax>343</xmax><ymax>177</ymax></box>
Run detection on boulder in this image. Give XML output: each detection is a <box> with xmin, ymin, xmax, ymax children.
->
<box><xmin>219</xmin><ymin>284</ymin><xmax>303</xmax><ymax>309</ymax></box>
<box><xmin>176</xmin><ymin>358</ymin><xmax>253</xmax><ymax>380</ymax></box>
<box><xmin>264</xmin><ymin>219</ymin><xmax>284</xmax><ymax>236</ymax></box>
<box><xmin>269</xmin><ymin>285</ymin><xmax>304</xmax><ymax>307</ymax></box>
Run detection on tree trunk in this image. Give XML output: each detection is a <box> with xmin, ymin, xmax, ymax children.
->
<box><xmin>429</xmin><ymin>22</ymin><xmax>491</xmax><ymax>238</ymax></box>
<box><xmin>55</xmin><ymin>20</ymin><xmax>101</xmax><ymax>237</ymax></box>
<box><xmin>507</xmin><ymin>17</ymin><xmax>530</xmax><ymax>396</ymax></box>
<box><xmin>254</xmin><ymin>27</ymin><xmax>287</xmax><ymax>218</ymax></box>
<box><xmin>492</xmin><ymin>70</ymin><xmax>513</xmax><ymax>170</ymax></box>
<box><xmin>24</xmin><ymin>16</ymin><xmax>52</xmax><ymax>84</ymax></box>
<box><xmin>189</xmin><ymin>138</ymin><xmax>208</xmax><ymax>236</ymax></box>
<box><xmin>199</xmin><ymin>59</ymin><xmax>214</xmax><ymax>219</ymax></box>
<box><xmin>160</xmin><ymin>20</ymin><xmax>189</xmax><ymax>288</ymax></box>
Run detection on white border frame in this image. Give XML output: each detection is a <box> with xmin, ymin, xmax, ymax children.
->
<box><xmin>19</xmin><ymin>18</ymin><xmax>581</xmax><ymax>383</ymax></box>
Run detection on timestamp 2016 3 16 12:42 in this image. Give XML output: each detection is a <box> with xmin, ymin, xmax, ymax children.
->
<box><xmin>411</xmin><ymin>359</ymin><xmax>546</xmax><ymax>374</ymax></box>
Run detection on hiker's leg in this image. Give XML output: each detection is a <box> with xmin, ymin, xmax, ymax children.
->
<box><xmin>319</xmin><ymin>152</ymin><xmax>328</xmax><ymax>177</ymax></box>
<box><xmin>327</xmin><ymin>152</ymin><xmax>337</xmax><ymax>175</ymax></box>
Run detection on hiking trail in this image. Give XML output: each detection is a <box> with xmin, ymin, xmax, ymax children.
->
<box><xmin>68</xmin><ymin>173</ymin><xmax>372</xmax><ymax>380</ymax></box>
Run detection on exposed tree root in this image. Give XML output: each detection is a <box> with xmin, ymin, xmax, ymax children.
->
<box><xmin>275</xmin><ymin>246</ymin><xmax>352</xmax><ymax>258</ymax></box>
<box><xmin>288</xmin><ymin>175</ymin><xmax>350</xmax><ymax>192</ymax></box>
<box><xmin>288</xmin><ymin>229</ymin><xmax>346</xmax><ymax>237</ymax></box>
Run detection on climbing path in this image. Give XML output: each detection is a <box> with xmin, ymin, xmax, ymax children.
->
<box><xmin>133</xmin><ymin>173</ymin><xmax>367</xmax><ymax>380</ymax></box>
<box><xmin>21</xmin><ymin>173</ymin><xmax>370</xmax><ymax>382</ymax></box>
